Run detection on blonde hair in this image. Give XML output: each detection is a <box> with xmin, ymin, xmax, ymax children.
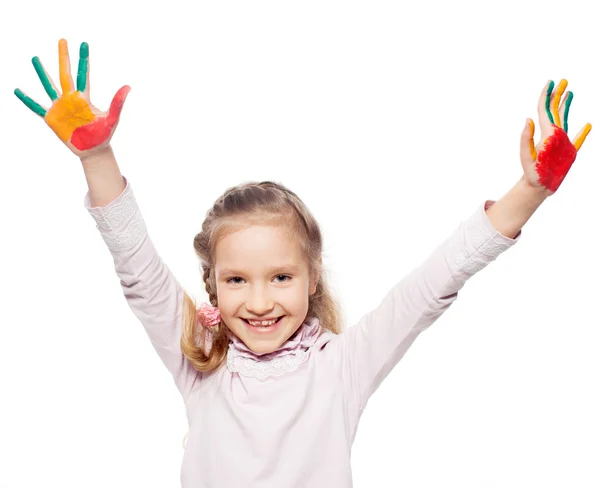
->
<box><xmin>180</xmin><ymin>180</ymin><xmax>342</xmax><ymax>374</ymax></box>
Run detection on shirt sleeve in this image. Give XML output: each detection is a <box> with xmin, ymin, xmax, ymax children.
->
<box><xmin>84</xmin><ymin>176</ymin><xmax>200</xmax><ymax>398</ymax></box>
<box><xmin>338</xmin><ymin>200</ymin><xmax>520</xmax><ymax>414</ymax></box>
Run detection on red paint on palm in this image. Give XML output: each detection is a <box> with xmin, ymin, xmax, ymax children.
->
<box><xmin>536</xmin><ymin>125</ymin><xmax>578</xmax><ymax>192</ymax></box>
<box><xmin>70</xmin><ymin>85</ymin><xmax>131</xmax><ymax>151</ymax></box>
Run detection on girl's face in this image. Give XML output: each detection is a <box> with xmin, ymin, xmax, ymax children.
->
<box><xmin>214</xmin><ymin>223</ymin><xmax>317</xmax><ymax>355</ymax></box>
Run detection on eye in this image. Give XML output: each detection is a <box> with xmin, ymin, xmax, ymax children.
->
<box><xmin>273</xmin><ymin>274</ymin><xmax>291</xmax><ymax>283</ymax></box>
<box><xmin>226</xmin><ymin>277</ymin><xmax>245</xmax><ymax>285</ymax></box>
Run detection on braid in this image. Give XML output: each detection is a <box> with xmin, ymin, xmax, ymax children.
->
<box><xmin>202</xmin><ymin>266</ymin><xmax>218</xmax><ymax>306</ymax></box>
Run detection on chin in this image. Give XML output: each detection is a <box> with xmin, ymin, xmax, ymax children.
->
<box><xmin>234</xmin><ymin>315</ymin><xmax>303</xmax><ymax>355</ymax></box>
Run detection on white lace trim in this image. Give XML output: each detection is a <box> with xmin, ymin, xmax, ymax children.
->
<box><xmin>226</xmin><ymin>348</ymin><xmax>311</xmax><ymax>379</ymax></box>
<box><xmin>88</xmin><ymin>189</ymin><xmax>147</xmax><ymax>253</ymax></box>
<box><xmin>98</xmin><ymin>217</ymin><xmax>146</xmax><ymax>254</ymax></box>
<box><xmin>447</xmin><ymin>204</ymin><xmax>511</xmax><ymax>275</ymax></box>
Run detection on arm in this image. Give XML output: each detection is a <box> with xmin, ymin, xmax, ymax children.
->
<box><xmin>335</xmin><ymin>79</ymin><xmax>592</xmax><ymax>419</ymax></box>
<box><xmin>83</xmin><ymin>157</ymin><xmax>200</xmax><ymax>397</ymax></box>
<box><xmin>336</xmin><ymin>200</ymin><xmax>518</xmax><ymax>416</ymax></box>
<box><xmin>15</xmin><ymin>39</ymin><xmax>200</xmax><ymax>397</ymax></box>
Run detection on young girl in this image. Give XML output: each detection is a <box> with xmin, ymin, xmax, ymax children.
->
<box><xmin>15</xmin><ymin>39</ymin><xmax>592</xmax><ymax>487</ymax></box>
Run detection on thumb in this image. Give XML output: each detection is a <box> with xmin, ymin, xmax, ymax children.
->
<box><xmin>520</xmin><ymin>118</ymin><xmax>537</xmax><ymax>162</ymax></box>
<box><xmin>106</xmin><ymin>85</ymin><xmax>131</xmax><ymax>127</ymax></box>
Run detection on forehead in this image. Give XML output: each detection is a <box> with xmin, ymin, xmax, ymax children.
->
<box><xmin>214</xmin><ymin>223</ymin><xmax>306</xmax><ymax>273</ymax></box>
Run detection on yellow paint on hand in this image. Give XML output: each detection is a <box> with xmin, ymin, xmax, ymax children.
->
<box><xmin>45</xmin><ymin>91</ymin><xmax>96</xmax><ymax>142</ymax></box>
<box><xmin>528</xmin><ymin>119</ymin><xmax>537</xmax><ymax>161</ymax></box>
<box><xmin>58</xmin><ymin>39</ymin><xmax>73</xmax><ymax>94</ymax></box>
<box><xmin>551</xmin><ymin>79</ymin><xmax>568</xmax><ymax>128</ymax></box>
<box><xmin>573</xmin><ymin>123</ymin><xmax>592</xmax><ymax>151</ymax></box>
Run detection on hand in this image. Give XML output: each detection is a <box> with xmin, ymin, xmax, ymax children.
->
<box><xmin>520</xmin><ymin>79</ymin><xmax>591</xmax><ymax>195</ymax></box>
<box><xmin>14</xmin><ymin>39</ymin><xmax>130</xmax><ymax>158</ymax></box>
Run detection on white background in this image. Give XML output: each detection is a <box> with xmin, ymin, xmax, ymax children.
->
<box><xmin>1</xmin><ymin>0</ymin><xmax>599</xmax><ymax>487</ymax></box>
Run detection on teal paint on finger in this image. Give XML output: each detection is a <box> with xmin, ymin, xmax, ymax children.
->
<box><xmin>77</xmin><ymin>42</ymin><xmax>89</xmax><ymax>92</ymax></box>
<box><xmin>545</xmin><ymin>80</ymin><xmax>555</xmax><ymax>124</ymax></box>
<box><xmin>32</xmin><ymin>57</ymin><xmax>58</xmax><ymax>100</ymax></box>
<box><xmin>563</xmin><ymin>92</ymin><xmax>573</xmax><ymax>134</ymax></box>
<box><xmin>14</xmin><ymin>88</ymin><xmax>47</xmax><ymax>117</ymax></box>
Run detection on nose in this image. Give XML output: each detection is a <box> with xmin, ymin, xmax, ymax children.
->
<box><xmin>246</xmin><ymin>284</ymin><xmax>274</xmax><ymax>316</ymax></box>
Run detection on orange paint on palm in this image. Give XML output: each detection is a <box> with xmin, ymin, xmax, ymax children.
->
<box><xmin>574</xmin><ymin>123</ymin><xmax>592</xmax><ymax>151</ymax></box>
<box><xmin>45</xmin><ymin>91</ymin><xmax>96</xmax><ymax>142</ymax></box>
<box><xmin>551</xmin><ymin>79</ymin><xmax>567</xmax><ymax>128</ymax></box>
<box><xmin>528</xmin><ymin>119</ymin><xmax>537</xmax><ymax>161</ymax></box>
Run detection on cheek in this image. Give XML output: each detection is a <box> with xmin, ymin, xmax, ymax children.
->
<box><xmin>215</xmin><ymin>288</ymin><xmax>238</xmax><ymax>317</ymax></box>
<box><xmin>286</xmin><ymin>281</ymin><xmax>311</xmax><ymax>312</ymax></box>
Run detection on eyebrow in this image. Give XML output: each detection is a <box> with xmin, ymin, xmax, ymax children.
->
<box><xmin>217</xmin><ymin>265</ymin><xmax>302</xmax><ymax>277</ymax></box>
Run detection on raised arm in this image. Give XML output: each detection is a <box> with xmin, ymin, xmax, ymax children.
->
<box><xmin>335</xmin><ymin>200</ymin><xmax>519</xmax><ymax>418</ymax></box>
<box><xmin>333</xmin><ymin>79</ymin><xmax>591</xmax><ymax>420</ymax></box>
<box><xmin>15</xmin><ymin>39</ymin><xmax>200</xmax><ymax>397</ymax></box>
<box><xmin>84</xmin><ymin>170</ymin><xmax>199</xmax><ymax>397</ymax></box>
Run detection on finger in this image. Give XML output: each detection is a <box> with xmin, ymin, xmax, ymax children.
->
<box><xmin>32</xmin><ymin>56</ymin><xmax>59</xmax><ymax>101</ymax></box>
<box><xmin>559</xmin><ymin>91</ymin><xmax>573</xmax><ymax>134</ymax></box>
<box><xmin>551</xmin><ymin>79</ymin><xmax>567</xmax><ymax>128</ymax></box>
<box><xmin>14</xmin><ymin>88</ymin><xmax>47</xmax><ymax>117</ymax></box>
<box><xmin>76</xmin><ymin>42</ymin><xmax>90</xmax><ymax>96</ymax></box>
<box><xmin>58</xmin><ymin>38</ymin><xmax>74</xmax><ymax>94</ymax></box>
<box><xmin>573</xmin><ymin>123</ymin><xmax>592</xmax><ymax>151</ymax></box>
<box><xmin>106</xmin><ymin>85</ymin><xmax>131</xmax><ymax>127</ymax></box>
<box><xmin>520</xmin><ymin>118</ymin><xmax>537</xmax><ymax>162</ymax></box>
<box><xmin>537</xmin><ymin>80</ymin><xmax>554</xmax><ymax>135</ymax></box>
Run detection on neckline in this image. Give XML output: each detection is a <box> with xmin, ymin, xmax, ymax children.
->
<box><xmin>226</xmin><ymin>317</ymin><xmax>322</xmax><ymax>379</ymax></box>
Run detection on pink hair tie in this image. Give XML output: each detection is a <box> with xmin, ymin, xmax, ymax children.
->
<box><xmin>197</xmin><ymin>303</ymin><xmax>221</xmax><ymax>328</ymax></box>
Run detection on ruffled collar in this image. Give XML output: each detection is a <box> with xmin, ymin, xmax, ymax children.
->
<box><xmin>226</xmin><ymin>317</ymin><xmax>322</xmax><ymax>379</ymax></box>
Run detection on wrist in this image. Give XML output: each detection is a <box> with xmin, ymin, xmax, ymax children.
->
<box><xmin>485</xmin><ymin>177</ymin><xmax>548</xmax><ymax>238</ymax></box>
<box><xmin>518</xmin><ymin>175</ymin><xmax>551</xmax><ymax>204</ymax></box>
<box><xmin>79</xmin><ymin>144</ymin><xmax>125</xmax><ymax>207</ymax></box>
<box><xmin>80</xmin><ymin>144</ymin><xmax>114</xmax><ymax>168</ymax></box>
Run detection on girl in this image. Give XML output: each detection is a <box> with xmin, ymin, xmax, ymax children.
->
<box><xmin>14</xmin><ymin>39</ymin><xmax>592</xmax><ymax>487</ymax></box>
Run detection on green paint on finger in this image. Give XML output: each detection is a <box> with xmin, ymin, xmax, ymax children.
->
<box><xmin>77</xmin><ymin>42</ymin><xmax>89</xmax><ymax>92</ymax></box>
<box><xmin>563</xmin><ymin>91</ymin><xmax>573</xmax><ymax>134</ymax></box>
<box><xmin>14</xmin><ymin>88</ymin><xmax>46</xmax><ymax>117</ymax></box>
<box><xmin>545</xmin><ymin>80</ymin><xmax>555</xmax><ymax>124</ymax></box>
<box><xmin>32</xmin><ymin>56</ymin><xmax>58</xmax><ymax>100</ymax></box>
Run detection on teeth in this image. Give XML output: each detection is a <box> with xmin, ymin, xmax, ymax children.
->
<box><xmin>247</xmin><ymin>318</ymin><xmax>278</xmax><ymax>327</ymax></box>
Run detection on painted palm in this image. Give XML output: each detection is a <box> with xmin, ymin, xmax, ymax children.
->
<box><xmin>523</xmin><ymin>79</ymin><xmax>591</xmax><ymax>193</ymax></box>
<box><xmin>15</xmin><ymin>39</ymin><xmax>130</xmax><ymax>155</ymax></box>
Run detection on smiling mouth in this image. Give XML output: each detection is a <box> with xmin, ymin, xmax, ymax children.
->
<box><xmin>243</xmin><ymin>316</ymin><xmax>284</xmax><ymax>328</ymax></box>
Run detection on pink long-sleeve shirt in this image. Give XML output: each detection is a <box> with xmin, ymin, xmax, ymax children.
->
<box><xmin>84</xmin><ymin>177</ymin><xmax>519</xmax><ymax>487</ymax></box>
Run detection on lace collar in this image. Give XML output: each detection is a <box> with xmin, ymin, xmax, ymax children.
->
<box><xmin>226</xmin><ymin>317</ymin><xmax>322</xmax><ymax>379</ymax></box>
